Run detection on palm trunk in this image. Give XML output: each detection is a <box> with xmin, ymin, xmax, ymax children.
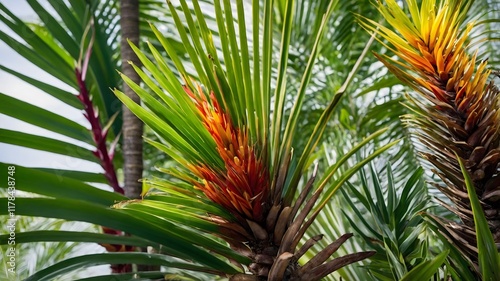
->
<box><xmin>119</xmin><ymin>0</ymin><xmax>160</xmax><ymax>273</ymax></box>
<box><xmin>120</xmin><ymin>0</ymin><xmax>143</xmax><ymax>199</ymax></box>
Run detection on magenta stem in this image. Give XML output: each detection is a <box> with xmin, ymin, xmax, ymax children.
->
<box><xmin>76</xmin><ymin>68</ymin><xmax>124</xmax><ymax>194</ymax></box>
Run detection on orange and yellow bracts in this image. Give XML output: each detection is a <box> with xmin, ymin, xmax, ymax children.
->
<box><xmin>362</xmin><ymin>0</ymin><xmax>491</xmax><ymax>123</ymax></box>
<box><xmin>184</xmin><ymin>85</ymin><xmax>269</xmax><ymax>222</ymax></box>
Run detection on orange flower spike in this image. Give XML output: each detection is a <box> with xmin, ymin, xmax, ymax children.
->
<box><xmin>362</xmin><ymin>0</ymin><xmax>492</xmax><ymax>108</ymax></box>
<box><xmin>184</xmin><ymin>84</ymin><xmax>270</xmax><ymax>222</ymax></box>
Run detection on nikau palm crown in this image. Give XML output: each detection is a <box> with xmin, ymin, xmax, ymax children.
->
<box><xmin>362</xmin><ymin>0</ymin><xmax>500</xmax><ymax>270</ymax></box>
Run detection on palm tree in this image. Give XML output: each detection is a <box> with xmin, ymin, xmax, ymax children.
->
<box><xmin>112</xmin><ymin>0</ymin><xmax>402</xmax><ymax>279</ymax></box>
<box><xmin>361</xmin><ymin>0</ymin><xmax>500</xmax><ymax>279</ymax></box>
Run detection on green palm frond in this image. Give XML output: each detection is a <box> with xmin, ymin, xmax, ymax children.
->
<box><xmin>0</xmin><ymin>0</ymin><xmax>241</xmax><ymax>278</ymax></box>
<box><xmin>457</xmin><ymin>155</ymin><xmax>500</xmax><ymax>281</ymax></box>
<box><xmin>0</xmin><ymin>200</ymin><xmax>103</xmax><ymax>280</ymax></box>
<box><xmin>341</xmin><ymin>165</ymin><xmax>435</xmax><ymax>280</ymax></box>
<box><xmin>465</xmin><ymin>0</ymin><xmax>500</xmax><ymax>66</ymax></box>
<box><xmin>0</xmin><ymin>0</ymin><xmax>121</xmax><ymax>177</ymax></box>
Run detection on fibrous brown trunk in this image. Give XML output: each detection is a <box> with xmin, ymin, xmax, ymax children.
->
<box><xmin>120</xmin><ymin>0</ymin><xmax>143</xmax><ymax>199</ymax></box>
<box><xmin>120</xmin><ymin>0</ymin><xmax>160</xmax><ymax>273</ymax></box>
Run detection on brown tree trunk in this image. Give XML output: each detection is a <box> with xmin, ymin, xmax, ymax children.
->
<box><xmin>120</xmin><ymin>0</ymin><xmax>142</xmax><ymax>199</ymax></box>
<box><xmin>119</xmin><ymin>1</ymin><xmax>160</xmax><ymax>272</ymax></box>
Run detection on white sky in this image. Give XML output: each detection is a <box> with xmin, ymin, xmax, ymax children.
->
<box><xmin>0</xmin><ymin>0</ymin><xmax>102</xmax><ymax>173</ymax></box>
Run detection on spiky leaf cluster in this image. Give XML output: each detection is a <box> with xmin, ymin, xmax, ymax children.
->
<box><xmin>361</xmin><ymin>0</ymin><xmax>500</xmax><ymax>269</ymax></box>
<box><xmin>113</xmin><ymin>0</ymin><xmax>397</xmax><ymax>279</ymax></box>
